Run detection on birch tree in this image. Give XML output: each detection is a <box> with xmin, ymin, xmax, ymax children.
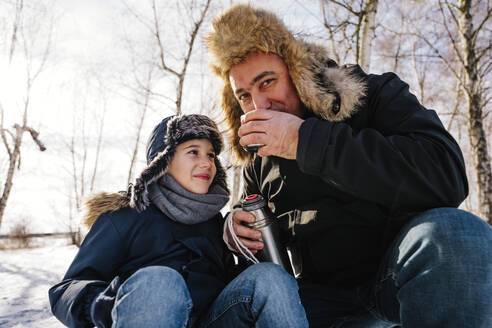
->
<box><xmin>408</xmin><ymin>0</ymin><xmax>492</xmax><ymax>222</ymax></box>
<box><xmin>123</xmin><ymin>0</ymin><xmax>212</xmax><ymax>115</ymax></box>
<box><xmin>67</xmin><ymin>77</ymin><xmax>109</xmax><ymax>212</ymax></box>
<box><xmin>452</xmin><ymin>0</ymin><xmax>492</xmax><ymax>222</ymax></box>
<box><xmin>0</xmin><ymin>0</ymin><xmax>52</xmax><ymax>229</ymax></box>
<box><xmin>124</xmin><ymin>62</ymin><xmax>157</xmax><ymax>185</ymax></box>
<box><xmin>119</xmin><ymin>0</ymin><xmax>214</xmax><ymax>185</ymax></box>
<box><xmin>320</xmin><ymin>0</ymin><xmax>379</xmax><ymax>71</ymax></box>
<box><xmin>61</xmin><ymin>72</ymin><xmax>110</xmax><ymax>245</ymax></box>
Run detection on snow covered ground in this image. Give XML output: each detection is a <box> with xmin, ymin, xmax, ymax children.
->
<box><xmin>0</xmin><ymin>244</ymin><xmax>78</xmax><ymax>327</ymax></box>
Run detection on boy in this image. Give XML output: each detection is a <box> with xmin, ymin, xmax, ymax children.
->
<box><xmin>49</xmin><ymin>114</ymin><xmax>308</xmax><ymax>328</ymax></box>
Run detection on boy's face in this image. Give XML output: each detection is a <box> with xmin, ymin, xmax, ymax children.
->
<box><xmin>166</xmin><ymin>139</ymin><xmax>217</xmax><ymax>194</ymax></box>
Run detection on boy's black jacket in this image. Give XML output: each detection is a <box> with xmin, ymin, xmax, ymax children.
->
<box><xmin>49</xmin><ymin>204</ymin><xmax>239</xmax><ymax>328</ymax></box>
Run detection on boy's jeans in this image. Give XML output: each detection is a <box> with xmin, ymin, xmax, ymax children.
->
<box><xmin>110</xmin><ymin>262</ymin><xmax>308</xmax><ymax>328</ymax></box>
<box><xmin>300</xmin><ymin>208</ymin><xmax>492</xmax><ymax>328</ymax></box>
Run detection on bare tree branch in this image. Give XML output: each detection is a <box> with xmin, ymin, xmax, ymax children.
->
<box><xmin>406</xmin><ymin>29</ymin><xmax>465</xmax><ymax>92</ymax></box>
<box><xmin>8</xmin><ymin>0</ymin><xmax>23</xmax><ymax>63</ymax></box>
<box><xmin>127</xmin><ymin>65</ymin><xmax>154</xmax><ymax>185</ymax></box>
<box><xmin>0</xmin><ymin>0</ymin><xmax>52</xmax><ymax>228</ymax></box>
<box><xmin>476</xmin><ymin>40</ymin><xmax>492</xmax><ymax>62</ymax></box>
<box><xmin>120</xmin><ymin>0</ymin><xmax>154</xmax><ymax>33</ymax></box>
<box><xmin>23</xmin><ymin>126</ymin><xmax>46</xmax><ymax>151</ymax></box>
<box><xmin>471</xmin><ymin>6</ymin><xmax>492</xmax><ymax>41</ymax></box>
<box><xmin>439</xmin><ymin>4</ymin><xmax>465</xmax><ymax>66</ymax></box>
<box><xmin>174</xmin><ymin>0</ymin><xmax>211</xmax><ymax>113</ymax></box>
<box><xmin>152</xmin><ymin>0</ymin><xmax>180</xmax><ymax>77</ymax></box>
<box><xmin>436</xmin><ymin>0</ymin><xmax>460</xmax><ymax>11</ymax></box>
<box><xmin>90</xmin><ymin>90</ymin><xmax>107</xmax><ymax>192</ymax></box>
<box><xmin>447</xmin><ymin>71</ymin><xmax>464</xmax><ymax>131</ymax></box>
<box><xmin>0</xmin><ymin>104</ymin><xmax>13</xmax><ymax>158</ymax></box>
<box><xmin>325</xmin><ymin>0</ymin><xmax>359</xmax><ymax>15</ymax></box>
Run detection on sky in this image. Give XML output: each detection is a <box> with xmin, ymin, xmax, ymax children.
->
<box><xmin>3</xmin><ymin>0</ymin><xmax>487</xmax><ymax>235</ymax></box>
<box><xmin>0</xmin><ymin>0</ymin><xmax>322</xmax><ymax>234</ymax></box>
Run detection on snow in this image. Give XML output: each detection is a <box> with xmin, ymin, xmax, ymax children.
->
<box><xmin>0</xmin><ymin>245</ymin><xmax>78</xmax><ymax>327</ymax></box>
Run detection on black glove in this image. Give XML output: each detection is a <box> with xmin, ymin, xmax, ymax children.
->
<box><xmin>90</xmin><ymin>276</ymin><xmax>121</xmax><ymax>328</ymax></box>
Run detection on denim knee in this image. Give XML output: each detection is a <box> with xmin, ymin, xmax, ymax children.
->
<box><xmin>245</xmin><ymin>262</ymin><xmax>298</xmax><ymax>293</ymax></box>
<box><xmin>409</xmin><ymin>208</ymin><xmax>491</xmax><ymax>256</ymax></box>
<box><xmin>377</xmin><ymin>208</ymin><xmax>492</xmax><ymax>326</ymax></box>
<box><xmin>393</xmin><ymin>207</ymin><xmax>492</xmax><ymax>282</ymax></box>
<box><xmin>117</xmin><ymin>266</ymin><xmax>192</xmax><ymax>312</ymax></box>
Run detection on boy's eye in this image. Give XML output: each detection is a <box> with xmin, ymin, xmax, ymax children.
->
<box><xmin>188</xmin><ymin>150</ymin><xmax>198</xmax><ymax>155</ymax></box>
<box><xmin>208</xmin><ymin>152</ymin><xmax>216</xmax><ymax>159</ymax></box>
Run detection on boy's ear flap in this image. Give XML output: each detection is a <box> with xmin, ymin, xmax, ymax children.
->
<box><xmin>130</xmin><ymin>147</ymin><xmax>174</xmax><ymax>212</ymax></box>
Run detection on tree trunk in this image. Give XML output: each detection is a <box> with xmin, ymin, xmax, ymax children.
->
<box><xmin>127</xmin><ymin>72</ymin><xmax>152</xmax><ymax>185</ymax></box>
<box><xmin>90</xmin><ymin>100</ymin><xmax>107</xmax><ymax>192</ymax></box>
<box><xmin>230</xmin><ymin>165</ymin><xmax>242</xmax><ymax>210</ymax></box>
<box><xmin>359</xmin><ymin>0</ymin><xmax>378</xmax><ymax>71</ymax></box>
<box><xmin>459</xmin><ymin>0</ymin><xmax>492</xmax><ymax>222</ymax></box>
<box><xmin>0</xmin><ymin>126</ymin><xmax>23</xmax><ymax>227</ymax></box>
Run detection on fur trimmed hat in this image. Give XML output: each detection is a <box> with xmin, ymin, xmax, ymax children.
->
<box><xmin>206</xmin><ymin>4</ymin><xmax>366</xmax><ymax>162</ymax></box>
<box><xmin>82</xmin><ymin>115</ymin><xmax>227</xmax><ymax>227</ymax></box>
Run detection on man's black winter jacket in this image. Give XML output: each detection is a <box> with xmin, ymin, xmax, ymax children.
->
<box><xmin>241</xmin><ymin>67</ymin><xmax>468</xmax><ymax>287</ymax></box>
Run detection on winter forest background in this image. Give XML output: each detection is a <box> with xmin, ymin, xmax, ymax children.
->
<box><xmin>0</xmin><ymin>0</ymin><xmax>491</xmax><ymax>324</ymax></box>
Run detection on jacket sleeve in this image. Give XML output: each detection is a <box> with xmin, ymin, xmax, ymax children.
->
<box><xmin>296</xmin><ymin>72</ymin><xmax>468</xmax><ymax>213</ymax></box>
<box><xmin>49</xmin><ymin>213</ymin><xmax>125</xmax><ymax>328</ymax></box>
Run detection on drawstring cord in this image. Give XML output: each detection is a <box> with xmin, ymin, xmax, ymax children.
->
<box><xmin>225</xmin><ymin>210</ymin><xmax>260</xmax><ymax>264</ymax></box>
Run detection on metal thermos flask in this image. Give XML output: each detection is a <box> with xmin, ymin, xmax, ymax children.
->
<box><xmin>242</xmin><ymin>194</ymin><xmax>293</xmax><ymax>275</ymax></box>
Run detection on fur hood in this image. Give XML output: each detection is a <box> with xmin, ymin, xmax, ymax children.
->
<box><xmin>206</xmin><ymin>4</ymin><xmax>366</xmax><ymax>162</ymax></box>
<box><xmin>82</xmin><ymin>115</ymin><xmax>228</xmax><ymax>228</ymax></box>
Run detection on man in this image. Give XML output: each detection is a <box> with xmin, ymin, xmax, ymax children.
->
<box><xmin>206</xmin><ymin>4</ymin><xmax>492</xmax><ymax>328</ymax></box>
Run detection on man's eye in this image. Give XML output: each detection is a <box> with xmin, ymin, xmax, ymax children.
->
<box><xmin>238</xmin><ymin>93</ymin><xmax>250</xmax><ymax>102</ymax></box>
<box><xmin>261</xmin><ymin>79</ymin><xmax>275</xmax><ymax>88</ymax></box>
<box><xmin>188</xmin><ymin>150</ymin><xmax>198</xmax><ymax>155</ymax></box>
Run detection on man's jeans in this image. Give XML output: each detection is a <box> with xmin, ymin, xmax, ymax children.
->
<box><xmin>109</xmin><ymin>262</ymin><xmax>308</xmax><ymax>328</ymax></box>
<box><xmin>300</xmin><ymin>208</ymin><xmax>492</xmax><ymax>328</ymax></box>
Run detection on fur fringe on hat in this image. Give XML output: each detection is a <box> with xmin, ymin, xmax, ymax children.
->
<box><xmin>81</xmin><ymin>115</ymin><xmax>228</xmax><ymax>228</ymax></box>
<box><xmin>206</xmin><ymin>4</ymin><xmax>366</xmax><ymax>162</ymax></box>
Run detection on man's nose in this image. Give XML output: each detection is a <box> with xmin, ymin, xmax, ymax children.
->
<box><xmin>252</xmin><ymin>94</ymin><xmax>272</xmax><ymax>110</ymax></box>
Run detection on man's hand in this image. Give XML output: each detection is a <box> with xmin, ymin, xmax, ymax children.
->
<box><xmin>225</xmin><ymin>210</ymin><xmax>264</xmax><ymax>254</ymax></box>
<box><xmin>238</xmin><ymin>109</ymin><xmax>303</xmax><ymax>159</ymax></box>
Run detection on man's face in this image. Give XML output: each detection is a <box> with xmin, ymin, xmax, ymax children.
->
<box><xmin>228</xmin><ymin>52</ymin><xmax>304</xmax><ymax>118</ymax></box>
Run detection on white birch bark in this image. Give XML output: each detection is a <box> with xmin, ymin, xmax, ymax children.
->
<box><xmin>359</xmin><ymin>0</ymin><xmax>378</xmax><ymax>71</ymax></box>
<box><xmin>457</xmin><ymin>0</ymin><xmax>492</xmax><ymax>222</ymax></box>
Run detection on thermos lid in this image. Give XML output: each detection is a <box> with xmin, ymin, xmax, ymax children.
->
<box><xmin>242</xmin><ymin>194</ymin><xmax>267</xmax><ymax>211</ymax></box>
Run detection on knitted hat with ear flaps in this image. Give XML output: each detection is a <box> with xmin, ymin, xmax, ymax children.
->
<box><xmin>206</xmin><ymin>4</ymin><xmax>366</xmax><ymax>162</ymax></box>
<box><xmin>130</xmin><ymin>114</ymin><xmax>228</xmax><ymax>212</ymax></box>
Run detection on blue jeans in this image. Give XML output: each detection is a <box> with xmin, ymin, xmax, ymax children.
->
<box><xmin>110</xmin><ymin>263</ymin><xmax>308</xmax><ymax>328</ymax></box>
<box><xmin>197</xmin><ymin>262</ymin><xmax>308</xmax><ymax>328</ymax></box>
<box><xmin>300</xmin><ymin>208</ymin><xmax>492</xmax><ymax>327</ymax></box>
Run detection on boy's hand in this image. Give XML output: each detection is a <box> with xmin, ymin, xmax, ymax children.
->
<box><xmin>90</xmin><ymin>277</ymin><xmax>120</xmax><ymax>328</ymax></box>
<box><xmin>225</xmin><ymin>210</ymin><xmax>264</xmax><ymax>253</ymax></box>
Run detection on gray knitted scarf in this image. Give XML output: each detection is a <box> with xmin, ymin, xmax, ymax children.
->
<box><xmin>148</xmin><ymin>174</ymin><xmax>229</xmax><ymax>224</ymax></box>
